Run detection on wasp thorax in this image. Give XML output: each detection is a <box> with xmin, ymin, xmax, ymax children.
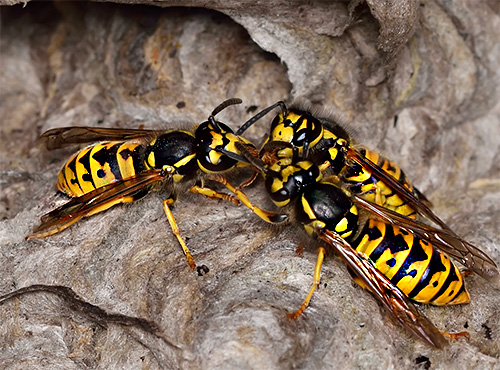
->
<box><xmin>296</xmin><ymin>183</ymin><xmax>358</xmax><ymax>239</ymax></box>
<box><xmin>145</xmin><ymin>132</ymin><xmax>197</xmax><ymax>177</ymax></box>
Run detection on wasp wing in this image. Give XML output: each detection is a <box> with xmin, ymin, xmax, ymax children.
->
<box><xmin>346</xmin><ymin>148</ymin><xmax>444</xmax><ymax>227</ymax></box>
<box><xmin>27</xmin><ymin>169</ymin><xmax>167</xmax><ymax>238</ymax></box>
<box><xmin>39</xmin><ymin>127</ymin><xmax>166</xmax><ymax>150</ymax></box>
<box><xmin>354</xmin><ymin>196</ymin><xmax>499</xmax><ymax>281</ymax></box>
<box><xmin>318</xmin><ymin>228</ymin><xmax>449</xmax><ymax>349</ymax></box>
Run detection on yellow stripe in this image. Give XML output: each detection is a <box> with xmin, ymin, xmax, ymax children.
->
<box><xmin>301</xmin><ymin>194</ymin><xmax>316</xmax><ymax>221</ymax></box>
<box><xmin>117</xmin><ymin>143</ymin><xmax>140</xmax><ymax>180</ymax></box>
<box><xmin>432</xmin><ymin>264</ymin><xmax>464</xmax><ymax>305</ymax></box>
<box><xmin>397</xmin><ymin>239</ymin><xmax>433</xmax><ymax>293</ymax></box>
<box><xmin>89</xmin><ymin>143</ymin><xmax>116</xmax><ymax>189</ymax></box>
<box><xmin>356</xmin><ymin>219</ymin><xmax>384</xmax><ymax>256</ymax></box>
<box><xmin>61</xmin><ymin>152</ymin><xmax>83</xmax><ymax>196</ymax></box>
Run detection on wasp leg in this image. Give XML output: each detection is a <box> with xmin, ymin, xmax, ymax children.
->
<box><xmin>206</xmin><ymin>174</ymin><xmax>287</xmax><ymax>224</ymax></box>
<box><xmin>462</xmin><ymin>269</ymin><xmax>474</xmax><ymax>278</ymax></box>
<box><xmin>296</xmin><ymin>243</ymin><xmax>304</xmax><ymax>257</ymax></box>
<box><xmin>347</xmin><ymin>266</ymin><xmax>370</xmax><ymax>290</ymax></box>
<box><xmin>441</xmin><ymin>330</ymin><xmax>470</xmax><ymax>341</ymax></box>
<box><xmin>162</xmin><ymin>198</ymin><xmax>196</xmax><ymax>270</ymax></box>
<box><xmin>238</xmin><ymin>169</ymin><xmax>259</xmax><ymax>189</ymax></box>
<box><xmin>190</xmin><ymin>185</ymin><xmax>239</xmax><ymax>205</ymax></box>
<box><xmin>288</xmin><ymin>247</ymin><xmax>326</xmax><ymax>319</ymax></box>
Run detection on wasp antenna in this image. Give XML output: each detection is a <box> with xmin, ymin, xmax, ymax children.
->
<box><xmin>235</xmin><ymin>142</ymin><xmax>268</xmax><ymax>174</ymax></box>
<box><xmin>208</xmin><ymin>98</ymin><xmax>242</xmax><ymax>133</ymax></box>
<box><xmin>211</xmin><ymin>98</ymin><xmax>242</xmax><ymax>117</ymax></box>
<box><xmin>236</xmin><ymin>101</ymin><xmax>287</xmax><ymax>135</ymax></box>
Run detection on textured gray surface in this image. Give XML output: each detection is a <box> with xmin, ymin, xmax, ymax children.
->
<box><xmin>1</xmin><ymin>1</ymin><xmax>499</xmax><ymax>369</ymax></box>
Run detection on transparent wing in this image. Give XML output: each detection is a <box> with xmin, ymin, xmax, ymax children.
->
<box><xmin>354</xmin><ymin>196</ymin><xmax>499</xmax><ymax>281</ymax></box>
<box><xmin>27</xmin><ymin>169</ymin><xmax>167</xmax><ymax>238</ymax></box>
<box><xmin>347</xmin><ymin>148</ymin><xmax>443</xmax><ymax>226</ymax></box>
<box><xmin>38</xmin><ymin>127</ymin><xmax>165</xmax><ymax>150</ymax></box>
<box><xmin>318</xmin><ymin>228</ymin><xmax>449</xmax><ymax>349</ymax></box>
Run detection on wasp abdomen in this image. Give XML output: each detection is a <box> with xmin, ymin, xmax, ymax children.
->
<box><xmin>57</xmin><ymin>141</ymin><xmax>145</xmax><ymax>197</ymax></box>
<box><xmin>343</xmin><ymin>148</ymin><xmax>419</xmax><ymax>219</ymax></box>
<box><xmin>353</xmin><ymin>219</ymin><xmax>470</xmax><ymax>305</ymax></box>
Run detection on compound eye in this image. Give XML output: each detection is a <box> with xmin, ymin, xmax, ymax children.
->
<box><xmin>270</xmin><ymin>115</ymin><xmax>281</xmax><ymax>130</ymax></box>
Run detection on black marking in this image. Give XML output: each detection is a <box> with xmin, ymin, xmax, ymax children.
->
<box><xmin>390</xmin><ymin>236</ymin><xmax>429</xmax><ymax>286</ymax></box>
<box><xmin>365</xmin><ymin>224</ymin><xmax>383</xmax><ymax>241</ymax></box>
<box><xmin>408</xmin><ymin>269</ymin><xmax>417</xmax><ymax>278</ymax></box>
<box><xmin>97</xmin><ymin>169</ymin><xmax>106</xmax><ymax>178</ymax></box>
<box><xmin>176</xmin><ymin>101</ymin><xmax>186</xmax><ymax>109</ymax></box>
<box><xmin>195</xmin><ymin>122</ymin><xmax>236</xmax><ymax>172</ymax></box>
<box><xmin>430</xmin><ymin>264</ymin><xmax>460</xmax><ymax>303</ymax></box>
<box><xmin>82</xmin><ymin>173</ymin><xmax>93</xmax><ymax>182</ymax></box>
<box><xmin>385</xmin><ymin>161</ymin><xmax>398</xmax><ymax>174</ymax></box>
<box><xmin>386</xmin><ymin>258</ymin><xmax>396</xmax><ymax>268</ymax></box>
<box><xmin>369</xmin><ymin>226</ymin><xmax>410</xmax><ymax>263</ymax></box>
<box><xmin>92</xmin><ymin>143</ymin><xmax>123</xmax><ymax>182</ymax></box>
<box><xmin>119</xmin><ymin>148</ymin><xmax>132</xmax><ymax>160</ymax></box>
<box><xmin>78</xmin><ymin>149</ymin><xmax>96</xmax><ymax>188</ymax></box>
<box><xmin>67</xmin><ymin>155</ymin><xmax>83</xmax><ymax>192</ymax></box>
<box><xmin>408</xmin><ymin>247</ymin><xmax>446</xmax><ymax>299</ymax></box>
<box><xmin>92</xmin><ymin>145</ymin><xmax>112</xmax><ymax>166</ymax></box>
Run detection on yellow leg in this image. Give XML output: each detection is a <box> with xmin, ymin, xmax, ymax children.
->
<box><xmin>206</xmin><ymin>174</ymin><xmax>287</xmax><ymax>224</ymax></box>
<box><xmin>162</xmin><ymin>198</ymin><xmax>196</xmax><ymax>270</ymax></box>
<box><xmin>238</xmin><ymin>169</ymin><xmax>259</xmax><ymax>189</ymax></box>
<box><xmin>318</xmin><ymin>160</ymin><xmax>331</xmax><ymax>173</ymax></box>
<box><xmin>441</xmin><ymin>331</ymin><xmax>470</xmax><ymax>341</ymax></box>
<box><xmin>190</xmin><ymin>185</ymin><xmax>239</xmax><ymax>205</ymax></box>
<box><xmin>288</xmin><ymin>247</ymin><xmax>325</xmax><ymax>319</ymax></box>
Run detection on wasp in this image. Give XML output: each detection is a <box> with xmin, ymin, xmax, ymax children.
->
<box><xmin>236</xmin><ymin>101</ymin><xmax>499</xmax><ymax>279</ymax></box>
<box><xmin>236</xmin><ymin>102</ymin><xmax>431</xmax><ymax>220</ymax></box>
<box><xmin>27</xmin><ymin>99</ymin><xmax>286</xmax><ymax>271</ymax></box>
<box><xmin>235</xmin><ymin>136</ymin><xmax>498</xmax><ymax>348</ymax></box>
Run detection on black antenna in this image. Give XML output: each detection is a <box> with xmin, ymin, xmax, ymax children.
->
<box><xmin>208</xmin><ymin>98</ymin><xmax>242</xmax><ymax>133</ymax></box>
<box><xmin>211</xmin><ymin>98</ymin><xmax>242</xmax><ymax>117</ymax></box>
<box><xmin>236</xmin><ymin>101</ymin><xmax>287</xmax><ymax>136</ymax></box>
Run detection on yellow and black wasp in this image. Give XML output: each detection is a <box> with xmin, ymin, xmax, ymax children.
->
<box><xmin>236</xmin><ymin>101</ymin><xmax>499</xmax><ymax>280</ymax></box>
<box><xmin>27</xmin><ymin>99</ymin><xmax>285</xmax><ymax>272</ymax></box>
<box><xmin>234</xmin><ymin>116</ymin><xmax>498</xmax><ymax>348</ymax></box>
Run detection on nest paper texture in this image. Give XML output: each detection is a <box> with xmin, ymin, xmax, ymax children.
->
<box><xmin>0</xmin><ymin>1</ymin><xmax>499</xmax><ymax>369</ymax></box>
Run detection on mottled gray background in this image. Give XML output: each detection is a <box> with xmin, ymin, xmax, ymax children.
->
<box><xmin>1</xmin><ymin>1</ymin><xmax>499</xmax><ymax>369</ymax></box>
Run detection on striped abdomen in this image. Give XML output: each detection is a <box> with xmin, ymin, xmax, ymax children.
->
<box><xmin>57</xmin><ymin>130</ymin><xmax>199</xmax><ymax>198</ymax></box>
<box><xmin>57</xmin><ymin>141</ymin><xmax>146</xmax><ymax>197</ymax></box>
<box><xmin>342</xmin><ymin>148</ymin><xmax>419</xmax><ymax>219</ymax></box>
<box><xmin>352</xmin><ymin>219</ymin><xmax>470</xmax><ymax>305</ymax></box>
